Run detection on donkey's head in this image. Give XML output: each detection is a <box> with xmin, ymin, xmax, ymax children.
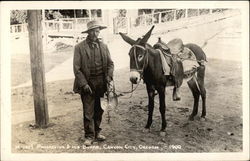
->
<box><xmin>119</xmin><ymin>26</ymin><xmax>155</xmax><ymax>84</ymax></box>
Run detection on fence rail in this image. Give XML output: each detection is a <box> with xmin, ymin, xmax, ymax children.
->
<box><xmin>10</xmin><ymin>23</ymin><xmax>28</xmax><ymax>33</ymax></box>
<box><xmin>10</xmin><ymin>9</ymin><xmax>232</xmax><ymax>35</ymax></box>
<box><xmin>131</xmin><ymin>9</ymin><xmax>228</xmax><ymax>27</ymax></box>
<box><xmin>10</xmin><ymin>17</ymin><xmax>103</xmax><ymax>34</ymax></box>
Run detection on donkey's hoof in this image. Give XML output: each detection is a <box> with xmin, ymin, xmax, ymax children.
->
<box><xmin>200</xmin><ymin>117</ymin><xmax>206</xmax><ymax>122</ymax></box>
<box><xmin>143</xmin><ymin>128</ymin><xmax>150</xmax><ymax>133</ymax></box>
<box><xmin>188</xmin><ymin>116</ymin><xmax>194</xmax><ymax>121</ymax></box>
<box><xmin>160</xmin><ymin>131</ymin><xmax>166</xmax><ymax>137</ymax></box>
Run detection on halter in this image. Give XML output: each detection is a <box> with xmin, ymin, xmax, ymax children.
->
<box><xmin>130</xmin><ymin>44</ymin><xmax>149</xmax><ymax>76</ymax></box>
<box><xmin>111</xmin><ymin>44</ymin><xmax>148</xmax><ymax>99</ymax></box>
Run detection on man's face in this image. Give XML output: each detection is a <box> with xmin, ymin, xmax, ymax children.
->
<box><xmin>88</xmin><ymin>28</ymin><xmax>100</xmax><ymax>41</ymax></box>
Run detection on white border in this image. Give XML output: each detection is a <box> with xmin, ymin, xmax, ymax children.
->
<box><xmin>1</xmin><ymin>1</ymin><xmax>249</xmax><ymax>161</ymax></box>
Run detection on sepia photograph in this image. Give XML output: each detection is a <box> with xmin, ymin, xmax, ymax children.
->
<box><xmin>1</xmin><ymin>1</ymin><xmax>249</xmax><ymax>161</ymax></box>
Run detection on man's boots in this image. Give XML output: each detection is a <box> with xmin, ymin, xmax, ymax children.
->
<box><xmin>173</xmin><ymin>86</ymin><xmax>181</xmax><ymax>101</ymax></box>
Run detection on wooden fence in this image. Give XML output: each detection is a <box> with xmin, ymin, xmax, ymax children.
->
<box><xmin>131</xmin><ymin>9</ymin><xmax>227</xmax><ymax>27</ymax></box>
<box><xmin>112</xmin><ymin>9</ymin><xmax>230</xmax><ymax>34</ymax></box>
<box><xmin>10</xmin><ymin>17</ymin><xmax>103</xmax><ymax>34</ymax></box>
<box><xmin>11</xmin><ymin>9</ymin><xmax>232</xmax><ymax>35</ymax></box>
<box><xmin>10</xmin><ymin>23</ymin><xmax>28</xmax><ymax>33</ymax></box>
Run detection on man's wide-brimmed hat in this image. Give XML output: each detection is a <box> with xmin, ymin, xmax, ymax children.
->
<box><xmin>81</xmin><ymin>20</ymin><xmax>107</xmax><ymax>33</ymax></box>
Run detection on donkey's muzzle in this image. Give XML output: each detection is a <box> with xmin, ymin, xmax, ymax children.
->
<box><xmin>130</xmin><ymin>77</ymin><xmax>139</xmax><ymax>84</ymax></box>
<box><xmin>129</xmin><ymin>71</ymin><xmax>140</xmax><ymax>84</ymax></box>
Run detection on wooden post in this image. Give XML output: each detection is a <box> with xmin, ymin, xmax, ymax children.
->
<box><xmin>89</xmin><ymin>9</ymin><xmax>91</xmax><ymax>20</ymax></box>
<box><xmin>209</xmin><ymin>9</ymin><xmax>213</xmax><ymax>14</ymax></box>
<box><xmin>173</xmin><ymin>10</ymin><xmax>177</xmax><ymax>20</ymax></box>
<box><xmin>27</xmin><ymin>10</ymin><xmax>49</xmax><ymax>128</ymax></box>
<box><xmin>159</xmin><ymin>13</ymin><xmax>162</xmax><ymax>23</ymax></box>
<box><xmin>73</xmin><ymin>9</ymin><xmax>76</xmax><ymax>31</ymax></box>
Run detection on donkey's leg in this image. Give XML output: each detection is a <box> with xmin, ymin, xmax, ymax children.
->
<box><xmin>187</xmin><ymin>77</ymin><xmax>200</xmax><ymax>121</ymax></box>
<box><xmin>200</xmin><ymin>86</ymin><xmax>206</xmax><ymax>119</ymax></box>
<box><xmin>145</xmin><ymin>84</ymin><xmax>155</xmax><ymax>130</ymax></box>
<box><xmin>197</xmin><ymin>65</ymin><xmax>206</xmax><ymax>118</ymax></box>
<box><xmin>158</xmin><ymin>86</ymin><xmax>167</xmax><ymax>132</ymax></box>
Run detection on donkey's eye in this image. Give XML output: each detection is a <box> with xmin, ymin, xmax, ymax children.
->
<box><xmin>138</xmin><ymin>54</ymin><xmax>144</xmax><ymax>61</ymax></box>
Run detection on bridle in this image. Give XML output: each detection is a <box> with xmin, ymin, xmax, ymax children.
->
<box><xmin>130</xmin><ymin>44</ymin><xmax>149</xmax><ymax>78</ymax></box>
<box><xmin>110</xmin><ymin>44</ymin><xmax>149</xmax><ymax>99</ymax></box>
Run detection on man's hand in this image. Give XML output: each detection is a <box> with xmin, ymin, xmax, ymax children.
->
<box><xmin>82</xmin><ymin>84</ymin><xmax>92</xmax><ymax>94</ymax></box>
<box><xmin>106</xmin><ymin>76</ymin><xmax>112</xmax><ymax>83</ymax></box>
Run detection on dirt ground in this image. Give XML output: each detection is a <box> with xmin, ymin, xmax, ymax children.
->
<box><xmin>11</xmin><ymin>57</ymin><xmax>243</xmax><ymax>153</ymax></box>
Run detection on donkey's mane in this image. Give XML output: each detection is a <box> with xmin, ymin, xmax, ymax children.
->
<box><xmin>145</xmin><ymin>43</ymin><xmax>160</xmax><ymax>56</ymax></box>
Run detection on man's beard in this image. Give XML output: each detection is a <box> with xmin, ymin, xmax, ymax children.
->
<box><xmin>89</xmin><ymin>35</ymin><xmax>98</xmax><ymax>42</ymax></box>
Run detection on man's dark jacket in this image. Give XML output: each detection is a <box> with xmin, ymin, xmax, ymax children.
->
<box><xmin>73</xmin><ymin>40</ymin><xmax>114</xmax><ymax>94</ymax></box>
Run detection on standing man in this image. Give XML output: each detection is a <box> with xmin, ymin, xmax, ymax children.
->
<box><xmin>73</xmin><ymin>20</ymin><xmax>114</xmax><ymax>146</ymax></box>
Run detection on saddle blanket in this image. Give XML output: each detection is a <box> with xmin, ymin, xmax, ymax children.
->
<box><xmin>157</xmin><ymin>49</ymin><xmax>171</xmax><ymax>75</ymax></box>
<box><xmin>180</xmin><ymin>47</ymin><xmax>199</xmax><ymax>72</ymax></box>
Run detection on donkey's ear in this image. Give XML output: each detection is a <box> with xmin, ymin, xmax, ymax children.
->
<box><xmin>119</xmin><ymin>32</ymin><xmax>136</xmax><ymax>46</ymax></box>
<box><xmin>140</xmin><ymin>25</ymin><xmax>155</xmax><ymax>44</ymax></box>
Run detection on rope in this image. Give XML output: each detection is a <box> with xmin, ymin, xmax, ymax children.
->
<box><xmin>114</xmin><ymin>79</ymin><xmax>142</xmax><ymax>98</ymax></box>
